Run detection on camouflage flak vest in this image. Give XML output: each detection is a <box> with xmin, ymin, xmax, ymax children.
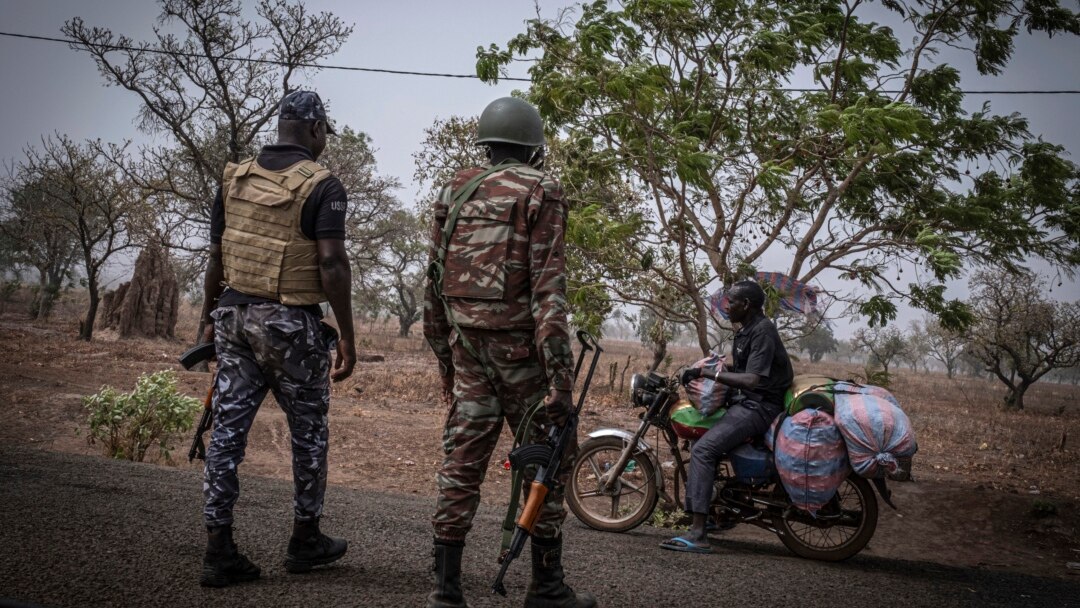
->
<box><xmin>220</xmin><ymin>158</ymin><xmax>330</xmax><ymax>306</ymax></box>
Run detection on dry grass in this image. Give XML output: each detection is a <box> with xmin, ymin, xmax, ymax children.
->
<box><xmin>7</xmin><ymin>290</ymin><xmax>1079</xmax><ymax>506</ymax></box>
<box><xmin>352</xmin><ymin>320</ymin><xmax>1080</xmax><ymax>503</ymax></box>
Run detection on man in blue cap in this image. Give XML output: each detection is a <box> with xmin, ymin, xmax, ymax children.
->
<box><xmin>198</xmin><ymin>89</ymin><xmax>355</xmax><ymax>586</ymax></box>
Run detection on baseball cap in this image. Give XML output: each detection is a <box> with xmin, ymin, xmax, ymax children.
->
<box><xmin>278</xmin><ymin>90</ymin><xmax>336</xmax><ymax>134</ymax></box>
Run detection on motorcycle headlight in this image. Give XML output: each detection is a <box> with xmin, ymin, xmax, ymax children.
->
<box><xmin>629</xmin><ymin>373</ymin><xmax>646</xmax><ymax>407</ymax></box>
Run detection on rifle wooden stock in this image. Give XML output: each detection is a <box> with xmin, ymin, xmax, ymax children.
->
<box><xmin>517</xmin><ymin>481</ymin><xmax>549</xmax><ymax>533</ymax></box>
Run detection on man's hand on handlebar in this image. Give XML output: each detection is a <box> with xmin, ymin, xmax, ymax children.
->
<box><xmin>680</xmin><ymin>367</ymin><xmax>702</xmax><ymax>386</ymax></box>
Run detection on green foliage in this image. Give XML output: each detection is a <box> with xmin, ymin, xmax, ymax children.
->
<box><xmin>859</xmin><ymin>368</ymin><xmax>892</xmax><ymax>389</ymax></box>
<box><xmin>479</xmin><ymin>0</ymin><xmax>1080</xmax><ymax>352</ymax></box>
<box><xmin>83</xmin><ymin>370</ymin><xmax>201</xmax><ymax>463</ymax></box>
<box><xmin>650</xmin><ymin>505</ymin><xmax>689</xmax><ymax>531</ymax></box>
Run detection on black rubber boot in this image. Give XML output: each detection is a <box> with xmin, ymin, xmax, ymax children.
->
<box><xmin>200</xmin><ymin>525</ymin><xmax>261</xmax><ymax>588</ymax></box>
<box><xmin>525</xmin><ymin>536</ymin><xmax>596</xmax><ymax>608</ymax></box>
<box><xmin>426</xmin><ymin>540</ymin><xmax>469</xmax><ymax>608</ymax></box>
<box><xmin>284</xmin><ymin>518</ymin><xmax>348</xmax><ymax>573</ymax></box>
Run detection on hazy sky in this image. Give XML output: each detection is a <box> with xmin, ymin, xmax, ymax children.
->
<box><xmin>1</xmin><ymin>1</ymin><xmax>1077</xmax><ymax>335</ymax></box>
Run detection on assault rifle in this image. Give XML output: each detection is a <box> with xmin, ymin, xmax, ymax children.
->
<box><xmin>491</xmin><ymin>330</ymin><xmax>602</xmax><ymax>596</ymax></box>
<box><xmin>179</xmin><ymin>342</ymin><xmax>216</xmax><ymax>463</ymax></box>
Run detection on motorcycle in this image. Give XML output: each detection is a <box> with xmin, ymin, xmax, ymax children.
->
<box><xmin>567</xmin><ymin>370</ymin><xmax>884</xmax><ymax>561</ymax></box>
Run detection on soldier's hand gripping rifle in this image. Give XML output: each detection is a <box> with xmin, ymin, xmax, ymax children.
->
<box><xmin>179</xmin><ymin>342</ymin><xmax>216</xmax><ymax>463</ymax></box>
<box><xmin>491</xmin><ymin>331</ymin><xmax>602</xmax><ymax>597</ymax></box>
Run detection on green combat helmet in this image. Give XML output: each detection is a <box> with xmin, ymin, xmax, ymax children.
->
<box><xmin>476</xmin><ymin>97</ymin><xmax>545</xmax><ymax>147</ymax></box>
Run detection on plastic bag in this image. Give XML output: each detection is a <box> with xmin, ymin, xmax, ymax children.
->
<box><xmin>684</xmin><ymin>353</ymin><xmax>729</xmax><ymax>413</ymax></box>
<box><xmin>832</xmin><ymin>382</ymin><xmax>917</xmax><ymax>480</ymax></box>
<box><xmin>772</xmin><ymin>408</ymin><xmax>850</xmax><ymax>515</ymax></box>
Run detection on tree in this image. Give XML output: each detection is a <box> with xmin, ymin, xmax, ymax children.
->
<box><xmin>853</xmin><ymin>325</ymin><xmax>908</xmax><ymax>376</ymax></box>
<box><xmin>797</xmin><ymin>318</ymin><xmax>838</xmax><ymax>363</ymax></box>
<box><xmin>412</xmin><ymin>116</ymin><xmax>488</xmax><ymax>207</ymax></box>
<box><xmin>64</xmin><ymin>0</ymin><xmax>353</xmax><ymax>328</ymax></box>
<box><xmin>319</xmin><ymin>126</ymin><xmax>402</xmax><ymax>280</ymax></box>
<box><xmin>16</xmin><ymin>136</ymin><xmax>148</xmax><ymax>340</ymax></box>
<box><xmin>354</xmin><ymin>210</ymin><xmax>428</xmax><ymax>337</ymax></box>
<box><xmin>636</xmin><ymin>306</ymin><xmax>676</xmax><ymax>373</ymax></box>
<box><xmin>479</xmin><ymin>0</ymin><xmax>1080</xmax><ymax>353</ymax></box>
<box><xmin>902</xmin><ymin>320</ymin><xmax>931</xmax><ymax>372</ymax></box>
<box><xmin>0</xmin><ymin>173</ymin><xmax>81</xmax><ymax>319</ymax></box>
<box><xmin>834</xmin><ymin>338</ymin><xmax>859</xmax><ymax>364</ymax></box>
<box><xmin>922</xmin><ymin>314</ymin><xmax>966</xmax><ymax>378</ymax></box>
<box><xmin>966</xmin><ymin>270</ymin><xmax>1080</xmax><ymax>410</ymax></box>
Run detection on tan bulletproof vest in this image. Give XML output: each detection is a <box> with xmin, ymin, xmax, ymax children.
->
<box><xmin>220</xmin><ymin>158</ymin><xmax>331</xmax><ymax>306</ymax></box>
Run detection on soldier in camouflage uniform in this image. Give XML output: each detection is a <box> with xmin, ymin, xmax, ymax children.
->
<box><xmin>424</xmin><ymin>97</ymin><xmax>596</xmax><ymax>608</ymax></box>
<box><xmin>198</xmin><ymin>91</ymin><xmax>356</xmax><ymax>587</ymax></box>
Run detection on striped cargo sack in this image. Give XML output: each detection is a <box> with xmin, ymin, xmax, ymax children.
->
<box><xmin>772</xmin><ymin>408</ymin><xmax>850</xmax><ymax>515</ymax></box>
<box><xmin>684</xmin><ymin>354</ymin><xmax>729</xmax><ymax>413</ymax></box>
<box><xmin>832</xmin><ymin>382</ymin><xmax>917</xmax><ymax>480</ymax></box>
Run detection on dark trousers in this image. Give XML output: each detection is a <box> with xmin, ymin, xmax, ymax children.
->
<box><xmin>684</xmin><ymin>401</ymin><xmax>778</xmax><ymax>514</ymax></box>
<box><xmin>203</xmin><ymin>303</ymin><xmax>335</xmax><ymax>527</ymax></box>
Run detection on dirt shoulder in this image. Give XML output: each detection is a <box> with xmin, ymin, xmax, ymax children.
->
<box><xmin>1</xmin><ymin>315</ymin><xmax>1078</xmax><ymax>581</ymax></box>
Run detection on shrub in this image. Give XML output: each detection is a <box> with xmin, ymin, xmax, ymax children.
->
<box><xmin>84</xmin><ymin>370</ymin><xmax>202</xmax><ymax>462</ymax></box>
<box><xmin>1030</xmin><ymin>499</ymin><xmax>1058</xmax><ymax>518</ymax></box>
<box><xmin>858</xmin><ymin>367</ymin><xmax>892</xmax><ymax>389</ymax></box>
<box><xmin>650</xmin><ymin>505</ymin><xmax>689</xmax><ymax>531</ymax></box>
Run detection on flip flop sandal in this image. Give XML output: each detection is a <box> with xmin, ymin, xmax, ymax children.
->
<box><xmin>659</xmin><ymin>536</ymin><xmax>713</xmax><ymax>554</ymax></box>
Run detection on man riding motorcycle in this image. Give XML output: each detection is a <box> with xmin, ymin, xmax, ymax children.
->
<box><xmin>660</xmin><ymin>280</ymin><xmax>794</xmax><ymax>553</ymax></box>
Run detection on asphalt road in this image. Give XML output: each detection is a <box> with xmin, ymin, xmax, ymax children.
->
<box><xmin>0</xmin><ymin>447</ymin><xmax>1076</xmax><ymax>608</ymax></box>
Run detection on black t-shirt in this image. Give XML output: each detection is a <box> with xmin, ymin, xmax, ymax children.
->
<box><xmin>210</xmin><ymin>144</ymin><xmax>348</xmax><ymax>314</ymax></box>
<box><xmin>731</xmin><ymin>313</ymin><xmax>794</xmax><ymax>410</ymax></box>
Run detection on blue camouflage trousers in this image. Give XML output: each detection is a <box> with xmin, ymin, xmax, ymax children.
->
<box><xmin>203</xmin><ymin>302</ymin><xmax>336</xmax><ymax>527</ymax></box>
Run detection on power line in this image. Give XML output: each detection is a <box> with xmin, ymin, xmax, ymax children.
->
<box><xmin>0</xmin><ymin>30</ymin><xmax>531</xmax><ymax>81</ymax></box>
<box><xmin>3</xmin><ymin>30</ymin><xmax>1079</xmax><ymax>95</ymax></box>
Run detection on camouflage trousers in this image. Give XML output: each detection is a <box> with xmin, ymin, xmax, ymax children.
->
<box><xmin>203</xmin><ymin>302</ymin><xmax>337</xmax><ymax>527</ymax></box>
<box><xmin>433</xmin><ymin>328</ymin><xmax>576</xmax><ymax>542</ymax></box>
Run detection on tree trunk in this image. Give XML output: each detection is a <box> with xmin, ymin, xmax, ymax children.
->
<box><xmin>694</xmin><ymin>320</ymin><xmax>710</xmax><ymax>357</ymax></box>
<box><xmin>1003</xmin><ymin>381</ymin><xmax>1030</xmax><ymax>411</ymax></box>
<box><xmin>31</xmin><ymin>270</ymin><xmax>62</xmax><ymax>320</ymax></box>
<box><xmin>80</xmin><ymin>273</ymin><xmax>99</xmax><ymax>341</ymax></box>
<box><xmin>397</xmin><ymin>315</ymin><xmax>413</xmax><ymax>338</ymax></box>
<box><xmin>649</xmin><ymin>342</ymin><xmax>667</xmax><ymax>373</ymax></box>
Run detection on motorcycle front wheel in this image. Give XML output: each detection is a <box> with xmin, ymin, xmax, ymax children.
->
<box><xmin>776</xmin><ymin>474</ymin><xmax>879</xmax><ymax>561</ymax></box>
<box><xmin>567</xmin><ymin>436</ymin><xmax>659</xmax><ymax>532</ymax></box>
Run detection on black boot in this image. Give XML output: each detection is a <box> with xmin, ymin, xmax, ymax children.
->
<box><xmin>426</xmin><ymin>540</ymin><xmax>469</xmax><ymax>608</ymax></box>
<box><xmin>284</xmin><ymin>518</ymin><xmax>348</xmax><ymax>573</ymax></box>
<box><xmin>200</xmin><ymin>525</ymin><xmax>261</xmax><ymax>588</ymax></box>
<box><xmin>525</xmin><ymin>536</ymin><xmax>596</xmax><ymax>608</ymax></box>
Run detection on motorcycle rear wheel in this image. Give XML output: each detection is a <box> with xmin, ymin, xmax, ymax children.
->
<box><xmin>776</xmin><ymin>474</ymin><xmax>878</xmax><ymax>561</ymax></box>
<box><xmin>567</xmin><ymin>436</ymin><xmax>659</xmax><ymax>533</ymax></box>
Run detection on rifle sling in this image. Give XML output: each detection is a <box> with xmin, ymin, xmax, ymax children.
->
<box><xmin>500</xmin><ymin>399</ymin><xmax>547</xmax><ymax>552</ymax></box>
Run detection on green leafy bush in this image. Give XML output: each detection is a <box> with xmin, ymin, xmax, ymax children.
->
<box><xmin>84</xmin><ymin>370</ymin><xmax>202</xmax><ymax>462</ymax></box>
<box><xmin>650</xmin><ymin>506</ymin><xmax>689</xmax><ymax>531</ymax></box>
